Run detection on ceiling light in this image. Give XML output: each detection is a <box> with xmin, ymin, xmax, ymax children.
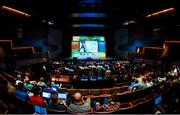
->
<box><xmin>1</xmin><ymin>6</ymin><xmax>31</xmax><ymax>17</ymax></box>
<box><xmin>145</xmin><ymin>7</ymin><xmax>175</xmax><ymax>18</ymax></box>
<box><xmin>144</xmin><ymin>47</ymin><xmax>164</xmax><ymax>50</ymax></box>
<box><xmin>122</xmin><ymin>20</ymin><xmax>136</xmax><ymax>26</ymax></box>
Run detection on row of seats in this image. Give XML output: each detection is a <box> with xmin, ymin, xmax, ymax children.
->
<box><xmin>0</xmin><ymin>71</ymin><xmax>171</xmax><ymax>114</ymax></box>
<box><xmin>68</xmin><ymin>85</ymin><xmax>129</xmax><ymax>96</ymax></box>
<box><xmin>91</xmin><ymin>80</ymin><xmax>171</xmax><ymax>114</ymax></box>
<box><xmin>0</xmin><ymin>72</ymin><xmax>66</xmax><ymax>114</ymax></box>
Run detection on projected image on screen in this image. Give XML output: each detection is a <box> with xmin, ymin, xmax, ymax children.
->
<box><xmin>72</xmin><ymin>36</ymin><xmax>106</xmax><ymax>59</ymax></box>
<box><xmin>80</xmin><ymin>41</ymin><xmax>98</xmax><ymax>53</ymax></box>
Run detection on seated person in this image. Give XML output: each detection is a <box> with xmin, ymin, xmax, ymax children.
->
<box><xmin>7</xmin><ymin>82</ymin><xmax>16</xmax><ymax>95</ymax></box>
<box><xmin>68</xmin><ymin>92</ymin><xmax>91</xmax><ymax>113</ymax></box>
<box><xmin>95</xmin><ymin>97</ymin><xmax>120</xmax><ymax>112</ymax></box>
<box><xmin>15</xmin><ymin>74</ymin><xmax>23</xmax><ymax>86</ymax></box>
<box><xmin>128</xmin><ymin>77</ymin><xmax>136</xmax><ymax>91</ymax></box>
<box><xmin>23</xmin><ymin>76</ymin><xmax>29</xmax><ymax>82</ymax></box>
<box><xmin>136</xmin><ymin>74</ymin><xmax>143</xmax><ymax>84</ymax></box>
<box><xmin>104</xmin><ymin>69</ymin><xmax>111</xmax><ymax>80</ymax></box>
<box><xmin>15</xmin><ymin>82</ymin><xmax>29</xmax><ymax>101</ymax></box>
<box><xmin>29</xmin><ymin>86</ymin><xmax>47</xmax><ymax>107</ymax></box>
<box><xmin>24</xmin><ymin>77</ymin><xmax>34</xmax><ymax>91</ymax></box>
<box><xmin>43</xmin><ymin>79</ymin><xmax>58</xmax><ymax>94</ymax></box>
<box><xmin>65</xmin><ymin>67</ymin><xmax>74</xmax><ymax>76</ymax></box>
<box><xmin>130</xmin><ymin>80</ymin><xmax>146</xmax><ymax>92</ymax></box>
<box><xmin>145</xmin><ymin>77</ymin><xmax>153</xmax><ymax>88</ymax></box>
<box><xmin>0</xmin><ymin>78</ymin><xmax>16</xmax><ymax>95</ymax></box>
<box><xmin>37</xmin><ymin>77</ymin><xmax>47</xmax><ymax>88</ymax></box>
<box><xmin>48</xmin><ymin>93</ymin><xmax>67</xmax><ymax>111</ymax></box>
<box><xmin>158</xmin><ymin>76</ymin><xmax>166</xmax><ymax>82</ymax></box>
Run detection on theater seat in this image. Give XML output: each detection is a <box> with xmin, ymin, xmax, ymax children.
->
<box><xmin>145</xmin><ymin>93</ymin><xmax>156</xmax><ymax>102</ymax></box>
<box><xmin>119</xmin><ymin>102</ymin><xmax>133</xmax><ymax>110</ymax></box>
<box><xmin>101</xmin><ymin>88</ymin><xmax>111</xmax><ymax>94</ymax></box>
<box><xmin>90</xmin><ymin>89</ymin><xmax>101</xmax><ymax>96</ymax></box>
<box><xmin>68</xmin><ymin>89</ymin><xmax>78</xmax><ymax>95</ymax></box>
<box><xmin>132</xmin><ymin>97</ymin><xmax>146</xmax><ymax>107</ymax></box>
<box><xmin>111</xmin><ymin>87</ymin><xmax>120</xmax><ymax>94</ymax></box>
<box><xmin>93</xmin><ymin>109</ymin><xmax>119</xmax><ymax>114</ymax></box>
<box><xmin>2</xmin><ymin>72</ymin><xmax>16</xmax><ymax>83</ymax></box>
<box><xmin>67</xmin><ymin>111</ymin><xmax>91</xmax><ymax>114</ymax></box>
<box><xmin>79</xmin><ymin>89</ymin><xmax>90</xmax><ymax>96</ymax></box>
<box><xmin>0</xmin><ymin>100</ymin><xmax>8</xmax><ymax>114</ymax></box>
<box><xmin>47</xmin><ymin>108</ymin><xmax>67</xmax><ymax>114</ymax></box>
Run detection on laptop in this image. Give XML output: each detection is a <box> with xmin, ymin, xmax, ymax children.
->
<box><xmin>58</xmin><ymin>93</ymin><xmax>67</xmax><ymax>100</ymax></box>
<box><xmin>42</xmin><ymin>92</ymin><xmax>51</xmax><ymax>99</ymax></box>
<box><xmin>90</xmin><ymin>76</ymin><xmax>97</xmax><ymax>81</ymax></box>
<box><xmin>155</xmin><ymin>95</ymin><xmax>162</xmax><ymax>106</ymax></box>
<box><xmin>54</xmin><ymin>83</ymin><xmax>59</xmax><ymax>87</ymax></box>
<box><xmin>34</xmin><ymin>105</ymin><xmax>47</xmax><ymax>114</ymax></box>
<box><xmin>80</xmin><ymin>78</ymin><xmax>89</xmax><ymax>81</ymax></box>
<box><xmin>97</xmin><ymin>76</ymin><xmax>103</xmax><ymax>80</ymax></box>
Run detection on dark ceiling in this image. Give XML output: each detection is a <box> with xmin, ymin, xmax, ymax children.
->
<box><xmin>0</xmin><ymin>0</ymin><xmax>180</xmax><ymax>32</ymax></box>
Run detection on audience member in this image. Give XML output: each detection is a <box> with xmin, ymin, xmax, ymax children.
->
<box><xmin>128</xmin><ymin>76</ymin><xmax>136</xmax><ymax>91</ymax></box>
<box><xmin>68</xmin><ymin>92</ymin><xmax>91</xmax><ymax>113</ymax></box>
<box><xmin>24</xmin><ymin>77</ymin><xmax>33</xmax><ymax>91</ymax></box>
<box><xmin>104</xmin><ymin>69</ymin><xmax>111</xmax><ymax>80</ymax></box>
<box><xmin>95</xmin><ymin>97</ymin><xmax>120</xmax><ymax>112</ymax></box>
<box><xmin>29</xmin><ymin>86</ymin><xmax>47</xmax><ymax>107</ymax></box>
<box><xmin>145</xmin><ymin>76</ymin><xmax>153</xmax><ymax>88</ymax></box>
<box><xmin>158</xmin><ymin>76</ymin><xmax>166</xmax><ymax>82</ymax></box>
<box><xmin>37</xmin><ymin>77</ymin><xmax>47</xmax><ymax>88</ymax></box>
<box><xmin>43</xmin><ymin>79</ymin><xmax>58</xmax><ymax>94</ymax></box>
<box><xmin>15</xmin><ymin>74</ymin><xmax>23</xmax><ymax>86</ymax></box>
<box><xmin>48</xmin><ymin>93</ymin><xmax>67</xmax><ymax>111</ymax></box>
<box><xmin>15</xmin><ymin>82</ymin><xmax>29</xmax><ymax>101</ymax></box>
<box><xmin>7</xmin><ymin>82</ymin><xmax>16</xmax><ymax>95</ymax></box>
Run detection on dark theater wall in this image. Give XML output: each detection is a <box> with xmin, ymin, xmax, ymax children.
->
<box><xmin>22</xmin><ymin>25</ymin><xmax>48</xmax><ymax>53</ymax></box>
<box><xmin>114</xmin><ymin>27</ymin><xmax>164</xmax><ymax>58</ymax></box>
<box><xmin>48</xmin><ymin>28</ymin><xmax>63</xmax><ymax>59</ymax></box>
<box><xmin>114</xmin><ymin>29</ymin><xmax>129</xmax><ymax>58</ymax></box>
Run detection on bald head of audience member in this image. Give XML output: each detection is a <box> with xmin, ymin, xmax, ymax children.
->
<box><xmin>74</xmin><ymin>92</ymin><xmax>82</xmax><ymax>103</ymax></box>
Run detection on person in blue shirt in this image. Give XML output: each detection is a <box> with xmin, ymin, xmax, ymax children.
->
<box><xmin>130</xmin><ymin>80</ymin><xmax>146</xmax><ymax>92</ymax></box>
<box><xmin>128</xmin><ymin>76</ymin><xmax>136</xmax><ymax>91</ymax></box>
<box><xmin>16</xmin><ymin>82</ymin><xmax>29</xmax><ymax>101</ymax></box>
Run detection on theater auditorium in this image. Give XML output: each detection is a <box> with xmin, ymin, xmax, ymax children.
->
<box><xmin>0</xmin><ymin>0</ymin><xmax>180</xmax><ymax>114</ymax></box>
